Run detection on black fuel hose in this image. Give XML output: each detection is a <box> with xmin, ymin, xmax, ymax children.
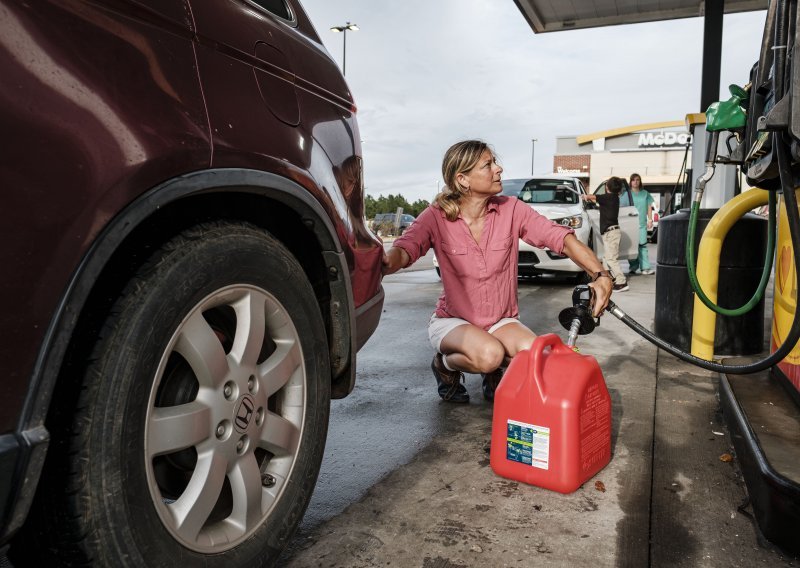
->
<box><xmin>605</xmin><ymin>133</ymin><xmax>800</xmax><ymax>375</ymax></box>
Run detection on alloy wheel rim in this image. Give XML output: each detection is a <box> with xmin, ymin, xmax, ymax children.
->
<box><xmin>143</xmin><ymin>285</ymin><xmax>306</xmax><ymax>552</ymax></box>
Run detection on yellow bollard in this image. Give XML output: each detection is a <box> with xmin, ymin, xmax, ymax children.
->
<box><xmin>691</xmin><ymin>189</ymin><xmax>770</xmax><ymax>359</ymax></box>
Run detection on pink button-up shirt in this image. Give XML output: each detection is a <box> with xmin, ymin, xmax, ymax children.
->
<box><xmin>393</xmin><ymin>196</ymin><xmax>574</xmax><ymax>330</ymax></box>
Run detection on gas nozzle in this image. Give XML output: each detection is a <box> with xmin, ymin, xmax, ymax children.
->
<box><xmin>694</xmin><ymin>84</ymin><xmax>749</xmax><ymax>203</ymax></box>
<box><xmin>694</xmin><ymin>130</ymin><xmax>720</xmax><ymax>204</ymax></box>
<box><xmin>558</xmin><ymin>285</ymin><xmax>599</xmax><ymax>348</ymax></box>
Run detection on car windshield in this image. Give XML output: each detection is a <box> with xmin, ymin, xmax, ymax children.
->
<box><xmin>502</xmin><ymin>179</ymin><xmax>579</xmax><ymax>205</ymax></box>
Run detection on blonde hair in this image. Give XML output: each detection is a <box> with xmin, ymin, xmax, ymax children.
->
<box><xmin>435</xmin><ymin>140</ymin><xmax>490</xmax><ymax>221</ymax></box>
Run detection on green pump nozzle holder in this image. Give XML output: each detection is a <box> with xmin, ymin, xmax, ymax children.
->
<box><xmin>705</xmin><ymin>84</ymin><xmax>749</xmax><ymax>132</ymax></box>
<box><xmin>694</xmin><ymin>84</ymin><xmax>750</xmax><ymax>202</ymax></box>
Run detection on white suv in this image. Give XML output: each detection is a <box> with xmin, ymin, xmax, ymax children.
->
<box><xmin>504</xmin><ymin>175</ymin><xmax>639</xmax><ymax>279</ymax></box>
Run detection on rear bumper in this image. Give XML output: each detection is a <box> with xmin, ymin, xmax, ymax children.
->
<box><xmin>355</xmin><ymin>285</ymin><xmax>384</xmax><ymax>352</ymax></box>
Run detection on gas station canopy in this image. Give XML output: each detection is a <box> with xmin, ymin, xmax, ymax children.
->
<box><xmin>513</xmin><ymin>0</ymin><xmax>766</xmax><ymax>33</ymax></box>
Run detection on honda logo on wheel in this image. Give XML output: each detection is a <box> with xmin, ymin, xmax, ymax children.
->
<box><xmin>234</xmin><ymin>395</ymin><xmax>255</xmax><ymax>432</ymax></box>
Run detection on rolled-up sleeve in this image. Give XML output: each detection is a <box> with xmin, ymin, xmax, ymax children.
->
<box><xmin>392</xmin><ymin>207</ymin><xmax>435</xmax><ymax>267</ymax></box>
<box><xmin>516</xmin><ymin>201</ymin><xmax>574</xmax><ymax>254</ymax></box>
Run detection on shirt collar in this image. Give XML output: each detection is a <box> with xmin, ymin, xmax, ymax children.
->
<box><xmin>456</xmin><ymin>197</ymin><xmax>501</xmax><ymax>219</ymax></box>
<box><xmin>439</xmin><ymin>196</ymin><xmax>502</xmax><ymax>220</ymax></box>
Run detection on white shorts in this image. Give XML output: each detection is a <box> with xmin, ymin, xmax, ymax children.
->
<box><xmin>427</xmin><ymin>314</ymin><xmax>520</xmax><ymax>353</ymax></box>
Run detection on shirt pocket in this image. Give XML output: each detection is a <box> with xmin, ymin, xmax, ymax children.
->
<box><xmin>488</xmin><ymin>235</ymin><xmax>514</xmax><ymax>272</ymax></box>
<box><xmin>490</xmin><ymin>236</ymin><xmax>513</xmax><ymax>251</ymax></box>
<box><xmin>440</xmin><ymin>241</ymin><xmax>470</xmax><ymax>277</ymax></box>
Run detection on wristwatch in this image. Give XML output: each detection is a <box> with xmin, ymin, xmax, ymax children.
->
<box><xmin>592</xmin><ymin>270</ymin><xmax>614</xmax><ymax>281</ymax></box>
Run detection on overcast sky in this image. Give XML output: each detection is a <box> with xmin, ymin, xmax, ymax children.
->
<box><xmin>300</xmin><ymin>1</ymin><xmax>766</xmax><ymax>203</ymax></box>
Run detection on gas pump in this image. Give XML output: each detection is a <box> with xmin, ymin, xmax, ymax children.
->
<box><xmin>600</xmin><ymin>0</ymin><xmax>800</xmax><ymax>552</ymax></box>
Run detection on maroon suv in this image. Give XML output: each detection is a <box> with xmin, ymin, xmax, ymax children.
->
<box><xmin>0</xmin><ymin>1</ymin><xmax>384</xmax><ymax>565</ymax></box>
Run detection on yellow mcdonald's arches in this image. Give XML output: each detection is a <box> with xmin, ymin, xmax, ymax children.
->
<box><xmin>575</xmin><ymin>116</ymin><xmax>706</xmax><ymax>146</ymax></box>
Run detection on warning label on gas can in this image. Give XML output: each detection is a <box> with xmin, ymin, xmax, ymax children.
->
<box><xmin>506</xmin><ymin>419</ymin><xmax>550</xmax><ymax>470</ymax></box>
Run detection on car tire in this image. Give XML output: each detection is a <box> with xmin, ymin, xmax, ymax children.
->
<box><xmin>16</xmin><ymin>222</ymin><xmax>330</xmax><ymax>567</ymax></box>
<box><xmin>650</xmin><ymin>227</ymin><xmax>658</xmax><ymax>244</ymax></box>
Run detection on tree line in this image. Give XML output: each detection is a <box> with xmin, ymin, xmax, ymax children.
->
<box><xmin>364</xmin><ymin>194</ymin><xmax>430</xmax><ymax>220</ymax></box>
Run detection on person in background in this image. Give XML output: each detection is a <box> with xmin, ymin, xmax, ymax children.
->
<box><xmin>627</xmin><ymin>173</ymin><xmax>655</xmax><ymax>275</ymax></box>
<box><xmin>382</xmin><ymin>140</ymin><xmax>613</xmax><ymax>404</ymax></box>
<box><xmin>582</xmin><ymin>176</ymin><xmax>628</xmax><ymax>292</ymax></box>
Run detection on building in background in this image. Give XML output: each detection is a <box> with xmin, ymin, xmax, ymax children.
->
<box><xmin>554</xmin><ymin>120</ymin><xmax>694</xmax><ymax>211</ymax></box>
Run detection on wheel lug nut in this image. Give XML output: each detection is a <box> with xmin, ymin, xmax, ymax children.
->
<box><xmin>248</xmin><ymin>375</ymin><xmax>256</xmax><ymax>393</ymax></box>
<box><xmin>215</xmin><ymin>420</ymin><xmax>230</xmax><ymax>440</ymax></box>
<box><xmin>236</xmin><ymin>440</ymin><xmax>244</xmax><ymax>451</ymax></box>
<box><xmin>255</xmin><ymin>408</ymin><xmax>264</xmax><ymax>426</ymax></box>
<box><xmin>223</xmin><ymin>381</ymin><xmax>236</xmax><ymax>400</ymax></box>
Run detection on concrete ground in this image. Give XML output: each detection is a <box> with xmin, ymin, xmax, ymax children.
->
<box><xmin>281</xmin><ymin>248</ymin><xmax>800</xmax><ymax>568</ymax></box>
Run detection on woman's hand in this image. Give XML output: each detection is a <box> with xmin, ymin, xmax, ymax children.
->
<box><xmin>382</xmin><ymin>246</ymin><xmax>410</xmax><ymax>276</ymax></box>
<box><xmin>588</xmin><ymin>276</ymin><xmax>613</xmax><ymax>317</ymax></box>
<box><xmin>561</xmin><ymin>234</ymin><xmax>612</xmax><ymax>317</ymax></box>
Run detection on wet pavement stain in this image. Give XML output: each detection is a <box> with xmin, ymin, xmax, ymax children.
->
<box><xmin>502</xmin><ymin>515</ymin><xmax>536</xmax><ymax>530</ymax></box>
<box><xmin>422</xmin><ymin>556</ymin><xmax>467</xmax><ymax>568</ymax></box>
<box><xmin>424</xmin><ymin>518</ymin><xmax>493</xmax><ymax>549</ymax></box>
<box><xmin>481</xmin><ymin>479</ymin><xmax>519</xmax><ymax>497</ymax></box>
<box><xmin>576</xmin><ymin>495</ymin><xmax>599</xmax><ymax>512</ymax></box>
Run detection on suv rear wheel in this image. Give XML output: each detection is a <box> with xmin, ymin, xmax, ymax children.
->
<box><xmin>17</xmin><ymin>222</ymin><xmax>330</xmax><ymax>567</ymax></box>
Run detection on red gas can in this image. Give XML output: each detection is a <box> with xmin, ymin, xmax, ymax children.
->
<box><xmin>490</xmin><ymin>333</ymin><xmax>612</xmax><ymax>493</ymax></box>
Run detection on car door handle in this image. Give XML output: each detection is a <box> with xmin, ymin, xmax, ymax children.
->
<box><xmin>627</xmin><ymin>212</ymin><xmax>638</xmax><ymax>216</ymax></box>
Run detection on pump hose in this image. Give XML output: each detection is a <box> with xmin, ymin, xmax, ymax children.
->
<box><xmin>606</xmin><ymin>132</ymin><xmax>800</xmax><ymax>375</ymax></box>
<box><xmin>685</xmin><ymin>190</ymin><xmax>776</xmax><ymax>316</ymax></box>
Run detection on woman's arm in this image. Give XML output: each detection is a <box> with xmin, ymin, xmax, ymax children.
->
<box><xmin>561</xmin><ymin>234</ymin><xmax>613</xmax><ymax>316</ymax></box>
<box><xmin>382</xmin><ymin>206</ymin><xmax>435</xmax><ymax>275</ymax></box>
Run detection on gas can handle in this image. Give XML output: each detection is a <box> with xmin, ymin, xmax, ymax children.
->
<box><xmin>530</xmin><ymin>333</ymin><xmax>564</xmax><ymax>400</ymax></box>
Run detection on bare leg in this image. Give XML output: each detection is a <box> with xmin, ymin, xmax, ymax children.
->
<box><xmin>489</xmin><ymin>321</ymin><xmax>538</xmax><ymax>365</ymax></box>
<box><xmin>439</xmin><ymin>324</ymin><xmax>506</xmax><ymax>374</ymax></box>
<box><xmin>440</xmin><ymin>321</ymin><xmax>537</xmax><ymax>373</ymax></box>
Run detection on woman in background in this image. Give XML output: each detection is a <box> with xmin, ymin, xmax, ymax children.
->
<box><xmin>627</xmin><ymin>173</ymin><xmax>655</xmax><ymax>275</ymax></box>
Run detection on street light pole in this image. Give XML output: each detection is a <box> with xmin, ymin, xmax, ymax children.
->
<box><xmin>531</xmin><ymin>138</ymin><xmax>538</xmax><ymax>175</ymax></box>
<box><xmin>330</xmin><ymin>21</ymin><xmax>359</xmax><ymax>76</ymax></box>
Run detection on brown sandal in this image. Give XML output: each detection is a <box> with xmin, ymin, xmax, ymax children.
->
<box><xmin>431</xmin><ymin>353</ymin><xmax>469</xmax><ymax>403</ymax></box>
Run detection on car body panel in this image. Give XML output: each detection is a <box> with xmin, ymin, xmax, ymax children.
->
<box><xmin>0</xmin><ymin>0</ymin><xmax>383</xmax><ymax>547</ymax></box>
<box><xmin>0</xmin><ymin>0</ymin><xmax>210</xmax><ymax>437</ymax></box>
<box><xmin>190</xmin><ymin>0</ymin><xmax>383</xmax><ymax>308</ymax></box>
